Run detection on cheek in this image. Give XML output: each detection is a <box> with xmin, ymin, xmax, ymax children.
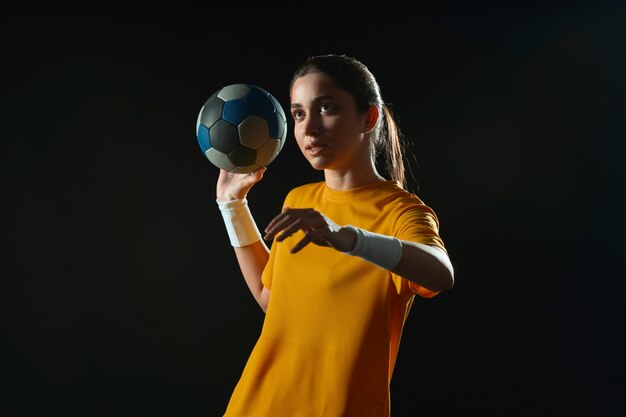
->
<box><xmin>293</xmin><ymin>125</ymin><xmax>306</xmax><ymax>148</ymax></box>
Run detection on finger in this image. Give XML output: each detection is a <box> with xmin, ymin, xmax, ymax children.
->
<box><xmin>265</xmin><ymin>213</ymin><xmax>303</xmax><ymax>241</ymax></box>
<box><xmin>290</xmin><ymin>232</ymin><xmax>316</xmax><ymax>254</ymax></box>
<box><xmin>275</xmin><ymin>218</ymin><xmax>307</xmax><ymax>242</ymax></box>
<box><xmin>265</xmin><ymin>207</ymin><xmax>313</xmax><ymax>235</ymax></box>
<box><xmin>264</xmin><ymin>206</ymin><xmax>290</xmax><ymax>234</ymax></box>
<box><xmin>264</xmin><ymin>210</ymin><xmax>291</xmax><ymax>239</ymax></box>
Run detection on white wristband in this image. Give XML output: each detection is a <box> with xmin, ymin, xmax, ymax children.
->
<box><xmin>216</xmin><ymin>198</ymin><xmax>261</xmax><ymax>247</ymax></box>
<box><xmin>343</xmin><ymin>225</ymin><xmax>403</xmax><ymax>270</ymax></box>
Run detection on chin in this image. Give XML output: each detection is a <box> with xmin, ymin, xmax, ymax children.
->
<box><xmin>307</xmin><ymin>158</ymin><xmax>331</xmax><ymax>171</ymax></box>
<box><xmin>300</xmin><ymin>153</ymin><xmax>325</xmax><ymax>170</ymax></box>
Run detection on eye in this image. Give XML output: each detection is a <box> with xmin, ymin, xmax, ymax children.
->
<box><xmin>320</xmin><ymin>103</ymin><xmax>335</xmax><ymax>113</ymax></box>
<box><xmin>291</xmin><ymin>109</ymin><xmax>304</xmax><ymax>120</ymax></box>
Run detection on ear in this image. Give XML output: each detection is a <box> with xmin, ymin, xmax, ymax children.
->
<box><xmin>363</xmin><ymin>105</ymin><xmax>379</xmax><ymax>133</ymax></box>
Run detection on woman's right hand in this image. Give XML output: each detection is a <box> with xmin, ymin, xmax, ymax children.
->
<box><xmin>216</xmin><ymin>167</ymin><xmax>267</xmax><ymax>202</ymax></box>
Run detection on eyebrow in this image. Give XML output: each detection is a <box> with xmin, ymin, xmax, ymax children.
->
<box><xmin>290</xmin><ymin>95</ymin><xmax>336</xmax><ymax>109</ymax></box>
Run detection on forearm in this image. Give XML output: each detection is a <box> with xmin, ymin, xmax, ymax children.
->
<box><xmin>234</xmin><ymin>240</ymin><xmax>270</xmax><ymax>309</ymax></box>
<box><xmin>217</xmin><ymin>197</ymin><xmax>271</xmax><ymax>311</ymax></box>
<box><xmin>343</xmin><ymin>225</ymin><xmax>454</xmax><ymax>293</ymax></box>
<box><xmin>392</xmin><ymin>241</ymin><xmax>454</xmax><ymax>292</ymax></box>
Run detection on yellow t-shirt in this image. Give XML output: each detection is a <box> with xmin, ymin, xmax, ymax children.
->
<box><xmin>223</xmin><ymin>180</ymin><xmax>447</xmax><ymax>417</ymax></box>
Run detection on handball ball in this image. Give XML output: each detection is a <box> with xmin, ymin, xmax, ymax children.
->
<box><xmin>196</xmin><ymin>83</ymin><xmax>287</xmax><ymax>174</ymax></box>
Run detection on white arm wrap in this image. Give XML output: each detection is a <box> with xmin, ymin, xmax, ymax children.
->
<box><xmin>343</xmin><ymin>225</ymin><xmax>403</xmax><ymax>270</ymax></box>
<box><xmin>216</xmin><ymin>198</ymin><xmax>261</xmax><ymax>247</ymax></box>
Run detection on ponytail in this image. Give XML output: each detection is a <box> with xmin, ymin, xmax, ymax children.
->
<box><xmin>379</xmin><ymin>104</ymin><xmax>413</xmax><ymax>191</ymax></box>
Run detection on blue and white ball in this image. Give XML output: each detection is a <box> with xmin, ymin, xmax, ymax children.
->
<box><xmin>196</xmin><ymin>83</ymin><xmax>287</xmax><ymax>174</ymax></box>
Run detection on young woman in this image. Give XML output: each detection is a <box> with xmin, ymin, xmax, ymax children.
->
<box><xmin>215</xmin><ymin>54</ymin><xmax>454</xmax><ymax>417</ymax></box>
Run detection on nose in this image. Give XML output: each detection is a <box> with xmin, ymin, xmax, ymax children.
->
<box><xmin>301</xmin><ymin>112</ymin><xmax>321</xmax><ymax>137</ymax></box>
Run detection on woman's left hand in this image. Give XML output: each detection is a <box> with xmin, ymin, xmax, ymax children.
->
<box><xmin>264</xmin><ymin>207</ymin><xmax>356</xmax><ymax>254</ymax></box>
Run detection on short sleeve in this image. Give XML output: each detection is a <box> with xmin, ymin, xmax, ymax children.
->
<box><xmin>392</xmin><ymin>202</ymin><xmax>447</xmax><ymax>298</ymax></box>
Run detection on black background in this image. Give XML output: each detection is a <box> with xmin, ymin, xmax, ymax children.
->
<box><xmin>2</xmin><ymin>3</ymin><xmax>625</xmax><ymax>417</ymax></box>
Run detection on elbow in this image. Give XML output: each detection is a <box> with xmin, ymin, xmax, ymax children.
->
<box><xmin>438</xmin><ymin>261</ymin><xmax>455</xmax><ymax>291</ymax></box>
<box><xmin>257</xmin><ymin>287</ymin><xmax>270</xmax><ymax>313</ymax></box>
<box><xmin>441</xmin><ymin>268</ymin><xmax>455</xmax><ymax>291</ymax></box>
<box><xmin>435</xmin><ymin>251</ymin><xmax>455</xmax><ymax>291</ymax></box>
<box><xmin>257</xmin><ymin>297</ymin><xmax>268</xmax><ymax>314</ymax></box>
<box><xmin>402</xmin><ymin>242</ymin><xmax>455</xmax><ymax>292</ymax></box>
<box><xmin>430</xmin><ymin>263</ymin><xmax>455</xmax><ymax>292</ymax></box>
<box><xmin>425</xmin><ymin>271</ymin><xmax>454</xmax><ymax>293</ymax></box>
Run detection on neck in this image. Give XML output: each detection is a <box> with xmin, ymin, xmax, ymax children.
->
<box><xmin>324</xmin><ymin>167</ymin><xmax>386</xmax><ymax>191</ymax></box>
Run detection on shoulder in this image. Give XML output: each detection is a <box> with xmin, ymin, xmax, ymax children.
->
<box><xmin>380</xmin><ymin>184</ymin><xmax>440</xmax><ymax>225</ymax></box>
<box><xmin>377</xmin><ymin>182</ymin><xmax>429</xmax><ymax>210</ymax></box>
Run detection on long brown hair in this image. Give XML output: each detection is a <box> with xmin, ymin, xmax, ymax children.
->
<box><xmin>290</xmin><ymin>54</ymin><xmax>413</xmax><ymax>190</ymax></box>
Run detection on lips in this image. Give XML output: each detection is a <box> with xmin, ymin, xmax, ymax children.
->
<box><xmin>305</xmin><ymin>142</ymin><xmax>328</xmax><ymax>156</ymax></box>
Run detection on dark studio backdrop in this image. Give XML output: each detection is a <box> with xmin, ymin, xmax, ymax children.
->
<box><xmin>2</xmin><ymin>3</ymin><xmax>624</xmax><ymax>417</ymax></box>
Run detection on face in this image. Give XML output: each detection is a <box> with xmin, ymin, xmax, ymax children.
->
<box><xmin>289</xmin><ymin>72</ymin><xmax>372</xmax><ymax>172</ymax></box>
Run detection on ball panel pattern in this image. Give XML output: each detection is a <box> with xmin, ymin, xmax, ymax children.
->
<box><xmin>238</xmin><ymin>116</ymin><xmax>269</xmax><ymax>150</ymax></box>
<box><xmin>217</xmin><ymin>84</ymin><xmax>251</xmax><ymax>101</ymax></box>
<box><xmin>197</xmin><ymin>124</ymin><xmax>211</xmax><ymax>153</ymax></box>
<box><xmin>210</xmin><ymin>120</ymin><xmax>239</xmax><ymax>154</ymax></box>
<box><xmin>255</xmin><ymin>138</ymin><xmax>281</xmax><ymax>166</ymax></box>
<box><xmin>196</xmin><ymin>104</ymin><xmax>204</xmax><ymax>136</ymax></box>
<box><xmin>276</xmin><ymin>113</ymin><xmax>287</xmax><ymax>151</ymax></box>
<box><xmin>268</xmin><ymin>94</ymin><xmax>288</xmax><ymax>140</ymax></box>
<box><xmin>244</xmin><ymin>89</ymin><xmax>275</xmax><ymax>118</ymax></box>
<box><xmin>206</xmin><ymin>148</ymin><xmax>236</xmax><ymax>172</ymax></box>
<box><xmin>228</xmin><ymin>146</ymin><xmax>257</xmax><ymax>167</ymax></box>
<box><xmin>198</xmin><ymin>92</ymin><xmax>223</xmax><ymax>129</ymax></box>
<box><xmin>222</xmin><ymin>99</ymin><xmax>250</xmax><ymax>125</ymax></box>
<box><xmin>230</xmin><ymin>165</ymin><xmax>261</xmax><ymax>174</ymax></box>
